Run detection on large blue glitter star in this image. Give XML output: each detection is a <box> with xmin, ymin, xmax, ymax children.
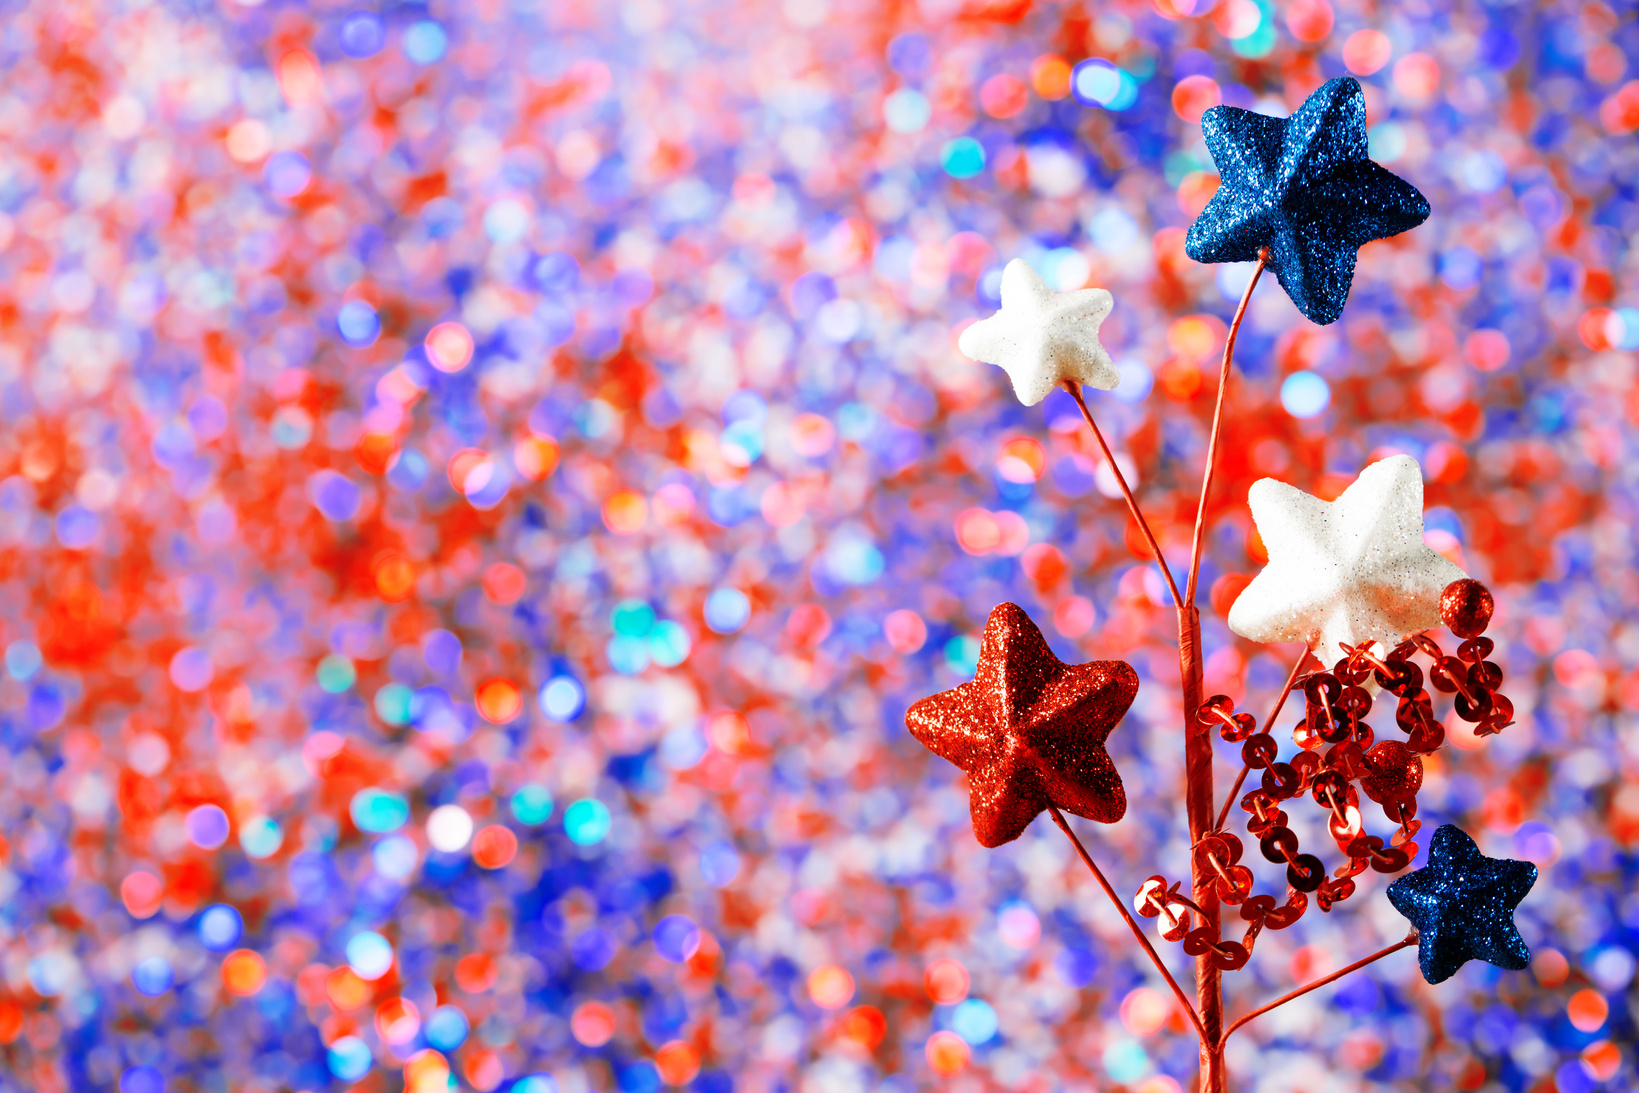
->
<box><xmin>1386</xmin><ymin>824</ymin><xmax>1538</xmax><ymax>985</ymax></box>
<box><xmin>1184</xmin><ymin>76</ymin><xmax>1430</xmax><ymax>326</ymax></box>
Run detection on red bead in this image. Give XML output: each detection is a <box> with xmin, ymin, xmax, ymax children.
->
<box><xmin>1440</xmin><ymin>578</ymin><xmax>1494</xmax><ymax>638</ymax></box>
<box><xmin>1359</xmin><ymin>740</ymin><xmax>1424</xmax><ymax>803</ymax></box>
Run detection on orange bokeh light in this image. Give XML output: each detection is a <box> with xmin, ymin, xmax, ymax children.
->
<box><xmin>326</xmin><ymin>966</ymin><xmax>372</xmax><ymax>1011</ymax></box>
<box><xmin>475</xmin><ymin>679</ymin><xmax>523</xmax><ymax>724</ymax></box>
<box><xmin>925</xmin><ymin>1030</ymin><xmax>970</xmax><ymax>1075</ymax></box>
<box><xmin>807</xmin><ymin>964</ymin><xmax>855</xmax><ymax>1010</ymax></box>
<box><xmin>472</xmin><ymin>825</ymin><xmax>519</xmax><ymax>869</ymax></box>
<box><xmin>1569</xmin><ymin>989</ymin><xmax>1610</xmax><ymax>1033</ymax></box>
<box><xmin>514</xmin><ymin>436</ymin><xmax>560</xmax><ymax>480</ymax></box>
<box><xmin>841</xmin><ymin>1005</ymin><xmax>887</xmax><ymax>1049</ymax></box>
<box><xmin>372</xmin><ymin>551</ymin><xmax>417</xmax><ymax>602</ymax></box>
<box><xmin>426</xmin><ymin>322</ymin><xmax>475</xmax><ymax>373</ymax></box>
<box><xmin>655</xmin><ymin>1041</ymin><xmax>701</xmax><ymax>1085</ymax></box>
<box><xmin>603</xmin><ymin>489</ymin><xmax>649</xmax><ymax>534</ymax></box>
<box><xmin>455</xmin><ymin>952</ymin><xmax>498</xmax><ymax>993</ymax></box>
<box><xmin>924</xmin><ymin>958</ymin><xmax>970</xmax><ymax>1004</ymax></box>
<box><xmin>222</xmin><ymin>950</ymin><xmax>268</xmax><ymax>996</ymax></box>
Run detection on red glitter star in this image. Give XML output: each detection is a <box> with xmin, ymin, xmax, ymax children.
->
<box><xmin>906</xmin><ymin>602</ymin><xmax>1138</xmax><ymax>847</ymax></box>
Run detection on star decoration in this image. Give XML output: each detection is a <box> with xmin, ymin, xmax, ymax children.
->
<box><xmin>1184</xmin><ymin>76</ymin><xmax>1430</xmax><ymax>326</ymax></box>
<box><xmin>1227</xmin><ymin>454</ymin><xmax>1466</xmax><ymax>668</ymax></box>
<box><xmin>956</xmin><ymin>259</ymin><xmax>1119</xmax><ymax>406</ymax></box>
<box><xmin>1386</xmin><ymin>824</ymin><xmax>1537</xmax><ymax>984</ymax></box>
<box><xmin>905</xmin><ymin>602</ymin><xmax>1136</xmax><ymax>848</ymax></box>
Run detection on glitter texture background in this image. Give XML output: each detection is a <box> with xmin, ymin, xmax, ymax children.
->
<box><xmin>0</xmin><ymin>2</ymin><xmax>1635</xmax><ymax>1093</ymax></box>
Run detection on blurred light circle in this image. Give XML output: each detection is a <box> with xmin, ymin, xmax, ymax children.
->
<box><xmin>328</xmin><ymin>1035</ymin><xmax>373</xmax><ymax>1081</ymax></box>
<box><xmin>647</xmin><ymin>620</ymin><xmax>691</xmax><ymax>667</ymax></box>
<box><xmin>484</xmin><ymin>198</ymin><xmax>532</xmax><ymax>243</ymax></box>
<box><xmin>339</xmin><ymin>12</ymin><xmax>386</xmax><ymax>58</ymax></box>
<box><xmin>807</xmin><ymin>964</ymin><xmax>855</xmax><ymax>1009</ymax></box>
<box><xmin>350</xmin><ymin>788</ymin><xmax>410</xmax><ymax>834</ymax></box>
<box><xmin>425</xmin><ymin>1004</ymin><xmax>470</xmax><ymax>1050</ymax></box>
<box><xmin>699</xmin><ymin>840</ymin><xmax>741</xmax><ymax>887</ymax></box>
<box><xmin>239</xmin><ymin>816</ymin><xmax>283</xmax><ymax>859</ymax></box>
<box><xmin>426</xmin><ymin>804</ymin><xmax>475</xmax><ymax>853</ymax></box>
<box><xmin>883</xmin><ymin>88</ymin><xmax>931</xmax><ymax>133</ymax></box>
<box><xmin>264</xmin><ymin>151</ymin><xmax>312</xmax><ymax>198</ymax></box>
<box><xmin>571</xmin><ymin>1001</ymin><xmax>616</xmax><ymax>1047</ymax></box>
<box><xmin>199</xmin><ymin>904</ymin><xmax>244</xmax><ymax>951</ymax></box>
<box><xmin>564</xmin><ymin>798</ymin><xmax>612</xmax><ymax>845</ymax></box>
<box><xmin>375</xmin><ymin>682</ymin><xmax>415</xmax><ymax>725</ymax></box>
<box><xmin>55</xmin><ymin>505</ymin><xmax>100</xmax><ymax>548</ymax></box>
<box><xmin>1280</xmin><ymin>371</ymin><xmax>1331</xmax><ymax>418</ymax></box>
<box><xmin>315</xmin><ymin>655</ymin><xmax>357</xmax><ymax>693</ymax></box>
<box><xmin>941</xmin><ymin>137</ymin><xmax>986</xmax><ymax>179</ymax></box>
<box><xmin>425</xmin><ymin>322</ymin><xmax>474</xmax><ymax>372</ymax></box>
<box><xmin>619</xmin><ymin>1061</ymin><xmax>661</xmax><ymax>1093</ymax></box>
<box><xmin>373</xmin><ymin>834</ymin><xmax>420</xmax><ymax>880</ymax></box>
<box><xmin>347</xmin><ymin>931</ymin><xmax>394</xmax><ymax>980</ymax></box>
<box><xmin>952</xmin><ymin>998</ymin><xmax>999</xmax><ymax>1043</ymax></box>
<box><xmin>996</xmin><ymin>900</ymin><xmax>1041</xmax><ymax>948</ymax></box>
<box><xmin>337</xmin><ymin>300</ymin><xmax>381</xmax><ymax>346</ymax></box>
<box><xmin>27</xmin><ymin>951</ymin><xmax>75</xmax><ymax>996</ymax></box>
<box><xmin>704</xmin><ymin>587</ymin><xmax>751</xmax><ymax>633</ymax></box>
<box><xmin>184</xmin><ymin>804</ymin><xmax>231</xmax><ymax>849</ymax></box>
<box><xmin>472</xmin><ymin>824</ymin><xmax>519</xmax><ymax>869</ymax></box>
<box><xmin>120</xmin><ymin>1067</ymin><xmax>165</xmax><ymax>1093</ymax></box>
<box><xmin>403</xmin><ymin>20</ymin><xmax>448</xmax><ymax>64</ymax></box>
<box><xmin>308</xmin><ymin>471</ymin><xmax>362</xmax><ymax>522</ymax></box>
<box><xmin>169</xmin><ymin>646</ymin><xmax>213</xmax><ymax>692</ymax></box>
<box><xmin>926</xmin><ymin>1031</ymin><xmax>970</xmax><ymax>1076</ymax></box>
<box><xmin>6</xmin><ymin>639</ymin><xmax>41</xmax><ymax>680</ymax></box>
<box><xmin>925</xmin><ymin>958</ymin><xmax>970</xmax><ymax>1004</ymax></box>
<box><xmin>510</xmin><ymin>783</ymin><xmax>555</xmax><ymax>826</ymax></box>
<box><xmin>653</xmin><ymin>915</ymin><xmax>702</xmax><ymax>962</ymax></box>
<box><xmin>423</xmin><ymin>628</ymin><xmax>463</xmax><ymax>674</ymax></box>
<box><xmin>540</xmin><ymin>676</ymin><xmax>586</xmax><ymax>721</ymax></box>
<box><xmin>132</xmin><ymin>956</ymin><xmax>174</xmax><ymax>996</ymax></box>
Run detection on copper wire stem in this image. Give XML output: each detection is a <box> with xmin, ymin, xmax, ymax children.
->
<box><xmin>1212</xmin><ymin>645</ymin><xmax>1311</xmax><ymax>832</ymax></box>
<box><xmin>1180</xmin><ymin>251</ymin><xmax>1268</xmax><ymax>1093</ymax></box>
<box><xmin>1062</xmin><ymin>381</ymin><xmax>1183</xmax><ymax>609</ymax></box>
<box><xmin>1046</xmin><ymin>805</ymin><xmax>1208</xmax><ymax>1043</ymax></box>
<box><xmin>1223</xmin><ymin>933</ymin><xmax>1419</xmax><ymax>1041</ymax></box>
<box><xmin>1185</xmin><ymin>249</ymin><xmax>1268</xmax><ymax>607</ymax></box>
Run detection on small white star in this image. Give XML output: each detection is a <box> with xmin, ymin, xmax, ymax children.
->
<box><xmin>1227</xmin><ymin>454</ymin><xmax>1467</xmax><ymax>667</ymax></box>
<box><xmin>957</xmin><ymin>259</ymin><xmax>1119</xmax><ymax>406</ymax></box>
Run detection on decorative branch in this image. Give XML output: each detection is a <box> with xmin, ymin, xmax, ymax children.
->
<box><xmin>1046</xmin><ymin>804</ymin><xmax>1208</xmax><ymax>1044</ymax></box>
<box><xmin>1185</xmin><ymin>248</ymin><xmax>1269</xmax><ymax>607</ymax></box>
<box><xmin>1062</xmin><ymin>380</ymin><xmax>1183</xmax><ymax>610</ymax></box>
<box><xmin>1223</xmin><ymin>932</ymin><xmax>1419</xmax><ymax>1041</ymax></box>
<box><xmin>1212</xmin><ymin>645</ymin><xmax>1312</xmax><ymax>832</ymax></box>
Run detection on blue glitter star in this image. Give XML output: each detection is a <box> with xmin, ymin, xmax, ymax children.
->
<box><xmin>1386</xmin><ymin>824</ymin><xmax>1538</xmax><ymax>985</ymax></box>
<box><xmin>1184</xmin><ymin>76</ymin><xmax>1430</xmax><ymax>326</ymax></box>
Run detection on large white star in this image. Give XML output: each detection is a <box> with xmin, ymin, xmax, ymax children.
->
<box><xmin>957</xmin><ymin>259</ymin><xmax>1119</xmax><ymax>406</ymax></box>
<box><xmin>1227</xmin><ymin>455</ymin><xmax>1467</xmax><ymax>667</ymax></box>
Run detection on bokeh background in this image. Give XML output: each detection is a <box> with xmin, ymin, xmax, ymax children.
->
<box><xmin>0</xmin><ymin>0</ymin><xmax>1636</xmax><ymax>1092</ymax></box>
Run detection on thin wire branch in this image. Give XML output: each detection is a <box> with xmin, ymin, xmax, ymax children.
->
<box><xmin>1046</xmin><ymin>804</ymin><xmax>1208</xmax><ymax>1044</ymax></box>
<box><xmin>1212</xmin><ymin>644</ymin><xmax>1313</xmax><ymax>832</ymax></box>
<box><xmin>1223</xmin><ymin>933</ymin><xmax>1419</xmax><ymax>1041</ymax></box>
<box><xmin>1184</xmin><ymin>249</ymin><xmax>1269</xmax><ymax>607</ymax></box>
<box><xmin>1062</xmin><ymin>380</ymin><xmax>1183</xmax><ymax>609</ymax></box>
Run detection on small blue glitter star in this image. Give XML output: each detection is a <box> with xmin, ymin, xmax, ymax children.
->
<box><xmin>1184</xmin><ymin>76</ymin><xmax>1430</xmax><ymax>326</ymax></box>
<box><xmin>1386</xmin><ymin>824</ymin><xmax>1538</xmax><ymax>985</ymax></box>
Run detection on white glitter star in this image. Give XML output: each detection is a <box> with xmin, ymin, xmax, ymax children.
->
<box><xmin>957</xmin><ymin>258</ymin><xmax>1119</xmax><ymax>406</ymax></box>
<box><xmin>1227</xmin><ymin>454</ymin><xmax>1467</xmax><ymax>667</ymax></box>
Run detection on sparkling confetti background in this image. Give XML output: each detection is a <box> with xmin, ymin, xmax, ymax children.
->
<box><xmin>1</xmin><ymin>1</ymin><xmax>1637</xmax><ymax>1092</ymax></box>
